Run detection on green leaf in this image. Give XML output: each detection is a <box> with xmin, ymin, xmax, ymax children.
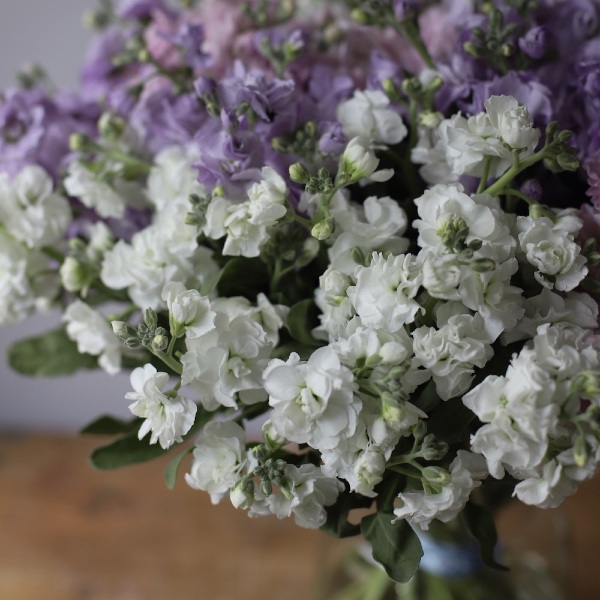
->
<box><xmin>90</xmin><ymin>432</ymin><xmax>173</xmax><ymax>469</ymax></box>
<box><xmin>80</xmin><ymin>415</ymin><xmax>140</xmax><ymax>435</ymax></box>
<box><xmin>165</xmin><ymin>447</ymin><xmax>194</xmax><ymax>490</ymax></box>
<box><xmin>361</xmin><ymin>512</ymin><xmax>423</xmax><ymax>583</ymax></box>
<box><xmin>462</xmin><ymin>502</ymin><xmax>508</xmax><ymax>571</ymax></box>
<box><xmin>320</xmin><ymin>491</ymin><xmax>372</xmax><ymax>538</ymax></box>
<box><xmin>427</xmin><ymin>398</ymin><xmax>475</xmax><ymax>445</ymax></box>
<box><xmin>215</xmin><ymin>257</ymin><xmax>270</xmax><ymax>298</ymax></box>
<box><xmin>286</xmin><ymin>299</ymin><xmax>321</xmax><ymax>346</ymax></box>
<box><xmin>90</xmin><ymin>406</ymin><xmax>212</xmax><ymax>470</ymax></box>
<box><xmin>7</xmin><ymin>327</ymin><xmax>98</xmax><ymax>376</ymax></box>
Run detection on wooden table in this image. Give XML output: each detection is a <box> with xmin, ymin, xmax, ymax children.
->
<box><xmin>0</xmin><ymin>434</ymin><xmax>597</xmax><ymax>599</ymax></box>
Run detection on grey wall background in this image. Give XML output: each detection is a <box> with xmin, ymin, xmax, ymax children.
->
<box><xmin>0</xmin><ymin>0</ymin><xmax>132</xmax><ymax>430</ymax></box>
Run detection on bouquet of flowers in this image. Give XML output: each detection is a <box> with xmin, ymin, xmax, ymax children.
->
<box><xmin>3</xmin><ymin>0</ymin><xmax>600</xmax><ymax>597</ymax></box>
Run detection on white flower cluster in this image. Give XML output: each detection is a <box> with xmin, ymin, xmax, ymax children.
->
<box><xmin>46</xmin><ymin>95</ymin><xmax>600</xmax><ymax>533</ymax></box>
<box><xmin>0</xmin><ymin>166</ymin><xmax>71</xmax><ymax>324</ymax></box>
<box><xmin>412</xmin><ymin>95</ymin><xmax>539</xmax><ymax>184</ymax></box>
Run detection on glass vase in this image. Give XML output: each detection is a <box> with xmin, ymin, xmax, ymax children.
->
<box><xmin>314</xmin><ymin>503</ymin><xmax>570</xmax><ymax>600</ymax></box>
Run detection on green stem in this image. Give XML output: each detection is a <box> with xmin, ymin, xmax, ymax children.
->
<box><xmin>395</xmin><ymin>19</ymin><xmax>436</xmax><ymax>70</ymax></box>
<box><xmin>107</xmin><ymin>149</ymin><xmax>151</xmax><ymax>174</ymax></box>
<box><xmin>483</xmin><ymin>147</ymin><xmax>546</xmax><ymax>197</ymax></box>
<box><xmin>476</xmin><ymin>157</ymin><xmax>492</xmax><ymax>194</ymax></box>
<box><xmin>166</xmin><ymin>334</ymin><xmax>177</xmax><ymax>358</ymax></box>
<box><xmin>503</xmin><ymin>188</ymin><xmax>537</xmax><ymax>206</ymax></box>
<box><xmin>152</xmin><ymin>349</ymin><xmax>182</xmax><ymax>375</ymax></box>
<box><xmin>41</xmin><ymin>246</ymin><xmax>65</xmax><ymax>263</ymax></box>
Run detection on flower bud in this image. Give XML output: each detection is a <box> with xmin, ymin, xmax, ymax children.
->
<box><xmin>519</xmin><ymin>26</ymin><xmax>549</xmax><ymax>60</ymax></box>
<box><xmin>152</xmin><ymin>334</ymin><xmax>168</xmax><ymax>352</ymax></box>
<box><xmin>422</xmin><ymin>466</ymin><xmax>451</xmax><ymax>487</ymax></box>
<box><xmin>571</xmin><ymin>370</ymin><xmax>600</xmax><ymax>397</ymax></box>
<box><xmin>59</xmin><ymin>257</ymin><xmax>86</xmax><ymax>293</ymax></box>
<box><xmin>469</xmin><ymin>257</ymin><xmax>496</xmax><ymax>272</ymax></box>
<box><xmin>262</xmin><ymin>420</ymin><xmax>288</xmax><ymax>452</ymax></box>
<box><xmin>311</xmin><ymin>218</ymin><xmax>335</xmax><ymax>241</ymax></box>
<box><xmin>574</xmin><ymin>435</ymin><xmax>588</xmax><ymax>468</ymax></box>
<box><xmin>98</xmin><ymin>111</ymin><xmax>126</xmax><ymax>140</ymax></box>
<box><xmin>112</xmin><ymin>320</ymin><xmax>138</xmax><ymax>341</ymax></box>
<box><xmin>230</xmin><ymin>478</ymin><xmax>255</xmax><ymax>510</ymax></box>
<box><xmin>289</xmin><ymin>162</ymin><xmax>310</xmax><ymax>184</ymax></box>
<box><xmin>143</xmin><ymin>307</ymin><xmax>158</xmax><ymax>329</ymax></box>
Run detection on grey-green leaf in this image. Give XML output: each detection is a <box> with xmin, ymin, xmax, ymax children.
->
<box><xmin>286</xmin><ymin>299</ymin><xmax>321</xmax><ymax>347</ymax></box>
<box><xmin>462</xmin><ymin>503</ymin><xmax>508</xmax><ymax>571</ymax></box>
<box><xmin>361</xmin><ymin>512</ymin><xmax>423</xmax><ymax>583</ymax></box>
<box><xmin>90</xmin><ymin>433</ymin><xmax>172</xmax><ymax>469</ymax></box>
<box><xmin>81</xmin><ymin>415</ymin><xmax>140</xmax><ymax>435</ymax></box>
<box><xmin>7</xmin><ymin>327</ymin><xmax>98</xmax><ymax>376</ymax></box>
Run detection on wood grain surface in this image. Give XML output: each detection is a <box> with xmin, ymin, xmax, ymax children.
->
<box><xmin>0</xmin><ymin>433</ymin><xmax>597</xmax><ymax>600</ymax></box>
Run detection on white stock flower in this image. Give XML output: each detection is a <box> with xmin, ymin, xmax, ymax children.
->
<box><xmin>126</xmin><ymin>364</ymin><xmax>197</xmax><ymax>450</ymax></box>
<box><xmin>146</xmin><ymin>144</ymin><xmax>203</xmax><ymax>212</ymax></box>
<box><xmin>349</xmin><ymin>446</ymin><xmax>386</xmax><ymax>498</ymax></box>
<box><xmin>204</xmin><ymin>196</ymin><xmax>269</xmax><ymax>257</ymax></box>
<box><xmin>182</xmin><ymin>309</ymin><xmax>273</xmax><ymax>410</ymax></box>
<box><xmin>458</xmin><ymin>258</ymin><xmax>525</xmax><ymax>341</ymax></box>
<box><xmin>394</xmin><ymin>451</ymin><xmax>487</xmax><ymax>529</ymax></box>
<box><xmin>64</xmin><ymin>160</ymin><xmax>130</xmax><ymax>219</ymax></box>
<box><xmin>412</xmin><ymin>311</ymin><xmax>493</xmax><ymax>400</ymax></box>
<box><xmin>267</xmin><ymin>464</ymin><xmax>344</xmax><ymax>528</ymax></box>
<box><xmin>247</xmin><ymin>166</ymin><xmax>288</xmax><ymax>226</ymax></box>
<box><xmin>432</xmin><ymin>112</ymin><xmax>512</xmax><ymax>179</ymax></box>
<box><xmin>414</xmin><ymin>184</ymin><xmax>514</xmax><ymax>261</ymax></box>
<box><xmin>348</xmin><ymin>252</ymin><xmax>423</xmax><ymax>333</ymax></box>
<box><xmin>517</xmin><ymin>216</ymin><xmax>588</xmax><ymax>291</ymax></box>
<box><xmin>263</xmin><ymin>346</ymin><xmax>360</xmax><ymax>450</ymax></box>
<box><xmin>101</xmin><ymin>225</ymin><xmax>217</xmax><ymax>309</ymax></box>
<box><xmin>484</xmin><ymin>95</ymin><xmax>540</xmax><ymax>150</ymax></box>
<box><xmin>421</xmin><ymin>252</ymin><xmax>462</xmax><ymax>300</ymax></box>
<box><xmin>185</xmin><ymin>421</ymin><xmax>246</xmax><ymax>504</ymax></box>
<box><xmin>162</xmin><ymin>281</ymin><xmax>215</xmax><ymax>338</ymax></box>
<box><xmin>337</xmin><ymin>90</ymin><xmax>407</xmax><ymax>145</ymax></box>
<box><xmin>0</xmin><ymin>234</ymin><xmax>39</xmax><ymax>324</ymax></box>
<box><xmin>504</xmin><ymin>289</ymin><xmax>599</xmax><ymax>344</ymax></box>
<box><xmin>340</xmin><ymin>137</ymin><xmax>394</xmax><ymax>183</ymax></box>
<box><xmin>327</xmin><ymin>194</ymin><xmax>409</xmax><ymax>274</ymax></box>
<box><xmin>63</xmin><ymin>300</ymin><xmax>121</xmax><ymax>374</ymax></box>
<box><xmin>0</xmin><ymin>166</ymin><xmax>71</xmax><ymax>249</ymax></box>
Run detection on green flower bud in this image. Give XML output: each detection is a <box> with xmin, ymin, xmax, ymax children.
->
<box><xmin>311</xmin><ymin>217</ymin><xmax>335</xmax><ymax>241</ymax></box>
<box><xmin>574</xmin><ymin>435</ymin><xmax>588</xmax><ymax>468</ymax></box>
<box><xmin>469</xmin><ymin>257</ymin><xmax>496</xmax><ymax>272</ymax></box>
<box><xmin>289</xmin><ymin>162</ymin><xmax>310</xmax><ymax>184</ymax></box>
<box><xmin>98</xmin><ymin>111</ymin><xmax>126</xmax><ymax>140</ymax></box>
<box><xmin>143</xmin><ymin>307</ymin><xmax>158</xmax><ymax>329</ymax></box>
<box><xmin>152</xmin><ymin>334</ymin><xmax>169</xmax><ymax>352</ymax></box>
<box><xmin>422</xmin><ymin>466</ymin><xmax>451</xmax><ymax>487</ymax></box>
<box><xmin>571</xmin><ymin>370</ymin><xmax>600</xmax><ymax>398</ymax></box>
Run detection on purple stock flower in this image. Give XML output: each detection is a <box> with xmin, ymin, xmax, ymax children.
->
<box><xmin>467</xmin><ymin>72</ymin><xmax>553</xmax><ymax>124</ymax></box>
<box><xmin>217</xmin><ymin>63</ymin><xmax>295</xmax><ymax>124</ymax></box>
<box><xmin>0</xmin><ymin>88</ymin><xmax>93</xmax><ymax>179</ymax></box>
<box><xmin>520</xmin><ymin>179</ymin><xmax>543</xmax><ymax>202</ymax></box>
<box><xmin>318</xmin><ymin>122</ymin><xmax>346</xmax><ymax>156</ymax></box>
<box><xmin>367</xmin><ymin>51</ymin><xmax>403</xmax><ymax>92</ymax></box>
<box><xmin>519</xmin><ymin>26</ymin><xmax>550</xmax><ymax>60</ymax></box>
<box><xmin>159</xmin><ymin>23</ymin><xmax>213</xmax><ymax>72</ymax></box>
<box><xmin>132</xmin><ymin>89</ymin><xmax>207</xmax><ymax>152</ymax></box>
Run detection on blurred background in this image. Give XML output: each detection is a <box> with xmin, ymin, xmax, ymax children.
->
<box><xmin>0</xmin><ymin>0</ymin><xmax>132</xmax><ymax>431</ymax></box>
